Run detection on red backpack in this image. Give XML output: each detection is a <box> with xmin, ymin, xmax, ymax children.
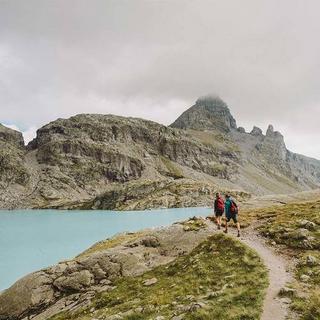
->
<box><xmin>230</xmin><ymin>200</ymin><xmax>238</xmax><ymax>214</ymax></box>
<box><xmin>217</xmin><ymin>198</ymin><xmax>224</xmax><ymax>211</ymax></box>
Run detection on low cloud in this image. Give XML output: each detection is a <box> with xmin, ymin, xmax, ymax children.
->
<box><xmin>0</xmin><ymin>0</ymin><xmax>319</xmax><ymax>158</ymax></box>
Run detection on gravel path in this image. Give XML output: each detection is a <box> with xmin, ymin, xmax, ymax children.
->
<box><xmin>237</xmin><ymin>225</ymin><xmax>293</xmax><ymax>320</ymax></box>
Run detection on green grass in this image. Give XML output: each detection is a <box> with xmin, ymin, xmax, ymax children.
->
<box><xmin>160</xmin><ymin>156</ymin><xmax>184</xmax><ymax>179</ymax></box>
<box><xmin>77</xmin><ymin>231</ymin><xmax>146</xmax><ymax>258</ymax></box>
<box><xmin>246</xmin><ymin>199</ymin><xmax>320</xmax><ymax>319</ymax></box>
<box><xmin>50</xmin><ymin>233</ymin><xmax>268</xmax><ymax>320</ymax></box>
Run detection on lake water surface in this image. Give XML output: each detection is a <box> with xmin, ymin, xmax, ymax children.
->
<box><xmin>0</xmin><ymin>207</ymin><xmax>211</xmax><ymax>290</ymax></box>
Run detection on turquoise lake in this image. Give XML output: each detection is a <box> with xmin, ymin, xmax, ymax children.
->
<box><xmin>0</xmin><ymin>207</ymin><xmax>211</xmax><ymax>290</ymax></box>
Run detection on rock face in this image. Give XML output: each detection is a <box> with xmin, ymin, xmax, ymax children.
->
<box><xmin>0</xmin><ymin>124</ymin><xmax>24</xmax><ymax>148</ymax></box>
<box><xmin>0</xmin><ymin>125</ymin><xmax>29</xmax><ymax>200</ymax></box>
<box><xmin>0</xmin><ymin>112</ymin><xmax>242</xmax><ymax>209</ymax></box>
<box><xmin>0</xmin><ymin>221</ymin><xmax>215</xmax><ymax>320</ymax></box>
<box><xmin>0</xmin><ymin>96</ymin><xmax>320</xmax><ymax>209</ymax></box>
<box><xmin>170</xmin><ymin>96</ymin><xmax>237</xmax><ymax>132</ymax></box>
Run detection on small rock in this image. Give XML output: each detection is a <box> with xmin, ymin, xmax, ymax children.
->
<box><xmin>155</xmin><ymin>316</ymin><xmax>165</xmax><ymax>320</ymax></box>
<box><xmin>143</xmin><ymin>277</ymin><xmax>158</xmax><ymax>286</ymax></box>
<box><xmin>298</xmin><ymin>220</ymin><xmax>316</xmax><ymax>230</ymax></box>
<box><xmin>279</xmin><ymin>287</ymin><xmax>295</xmax><ymax>297</ymax></box>
<box><xmin>171</xmin><ymin>315</ymin><xmax>184</xmax><ymax>320</ymax></box>
<box><xmin>300</xmin><ymin>274</ymin><xmax>310</xmax><ymax>282</ymax></box>
<box><xmin>302</xmin><ymin>238</ymin><xmax>314</xmax><ymax>249</ymax></box>
<box><xmin>306</xmin><ymin>255</ymin><xmax>317</xmax><ymax>266</ymax></box>
<box><xmin>280</xmin><ymin>297</ymin><xmax>292</xmax><ymax>304</ymax></box>
<box><xmin>204</xmin><ymin>291</ymin><xmax>219</xmax><ymax>298</ymax></box>
<box><xmin>292</xmin><ymin>228</ymin><xmax>309</xmax><ymax>240</ymax></box>
<box><xmin>194</xmin><ymin>301</ymin><xmax>206</xmax><ymax>308</ymax></box>
<box><xmin>105</xmin><ymin>314</ymin><xmax>123</xmax><ymax>320</ymax></box>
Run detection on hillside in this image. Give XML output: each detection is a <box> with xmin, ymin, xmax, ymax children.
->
<box><xmin>0</xmin><ymin>218</ymin><xmax>268</xmax><ymax>320</ymax></box>
<box><xmin>0</xmin><ymin>96</ymin><xmax>319</xmax><ymax>209</ymax></box>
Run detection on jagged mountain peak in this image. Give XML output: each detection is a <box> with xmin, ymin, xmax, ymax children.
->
<box><xmin>170</xmin><ymin>95</ymin><xmax>237</xmax><ymax>132</ymax></box>
<box><xmin>266</xmin><ymin>124</ymin><xmax>284</xmax><ymax>139</ymax></box>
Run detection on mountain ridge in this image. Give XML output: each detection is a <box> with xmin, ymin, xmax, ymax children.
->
<box><xmin>0</xmin><ymin>96</ymin><xmax>319</xmax><ymax>209</ymax></box>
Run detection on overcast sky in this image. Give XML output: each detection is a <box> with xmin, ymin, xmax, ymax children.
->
<box><xmin>0</xmin><ymin>0</ymin><xmax>319</xmax><ymax>158</ymax></box>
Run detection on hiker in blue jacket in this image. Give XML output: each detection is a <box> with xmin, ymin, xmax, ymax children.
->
<box><xmin>224</xmin><ymin>194</ymin><xmax>241</xmax><ymax>237</ymax></box>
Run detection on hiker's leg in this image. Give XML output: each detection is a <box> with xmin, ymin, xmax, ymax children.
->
<box><xmin>224</xmin><ymin>218</ymin><xmax>228</xmax><ymax>233</ymax></box>
<box><xmin>217</xmin><ymin>216</ymin><xmax>221</xmax><ymax>229</ymax></box>
<box><xmin>232</xmin><ymin>214</ymin><xmax>240</xmax><ymax>236</ymax></box>
<box><xmin>235</xmin><ymin>215</ymin><xmax>240</xmax><ymax>236</ymax></box>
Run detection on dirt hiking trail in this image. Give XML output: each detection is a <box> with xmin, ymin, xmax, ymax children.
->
<box><xmin>226</xmin><ymin>225</ymin><xmax>293</xmax><ymax>320</ymax></box>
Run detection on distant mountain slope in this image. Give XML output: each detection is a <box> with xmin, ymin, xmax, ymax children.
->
<box><xmin>171</xmin><ymin>96</ymin><xmax>320</xmax><ymax>195</ymax></box>
<box><xmin>0</xmin><ymin>96</ymin><xmax>319</xmax><ymax>209</ymax></box>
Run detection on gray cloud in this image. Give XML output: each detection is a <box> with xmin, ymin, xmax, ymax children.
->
<box><xmin>0</xmin><ymin>0</ymin><xmax>319</xmax><ymax>157</ymax></box>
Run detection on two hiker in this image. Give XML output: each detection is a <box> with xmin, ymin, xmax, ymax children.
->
<box><xmin>214</xmin><ymin>193</ymin><xmax>241</xmax><ymax>237</ymax></box>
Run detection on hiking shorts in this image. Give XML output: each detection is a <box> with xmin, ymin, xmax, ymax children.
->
<box><xmin>215</xmin><ymin>209</ymin><xmax>224</xmax><ymax>217</ymax></box>
<box><xmin>226</xmin><ymin>213</ymin><xmax>238</xmax><ymax>223</ymax></box>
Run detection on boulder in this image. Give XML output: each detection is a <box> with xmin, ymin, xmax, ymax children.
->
<box><xmin>53</xmin><ymin>270</ymin><xmax>94</xmax><ymax>292</ymax></box>
<box><xmin>299</xmin><ymin>220</ymin><xmax>316</xmax><ymax>231</ymax></box>
<box><xmin>142</xmin><ymin>278</ymin><xmax>158</xmax><ymax>286</ymax></box>
<box><xmin>0</xmin><ymin>272</ymin><xmax>54</xmax><ymax>320</ymax></box>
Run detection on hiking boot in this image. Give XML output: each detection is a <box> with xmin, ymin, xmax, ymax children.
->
<box><xmin>237</xmin><ymin>232</ymin><xmax>240</xmax><ymax>237</ymax></box>
<box><xmin>224</xmin><ymin>229</ymin><xmax>228</xmax><ymax>234</ymax></box>
<box><xmin>218</xmin><ymin>225</ymin><xmax>221</xmax><ymax>230</ymax></box>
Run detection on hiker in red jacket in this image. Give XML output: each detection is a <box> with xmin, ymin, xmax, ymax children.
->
<box><xmin>214</xmin><ymin>192</ymin><xmax>225</xmax><ymax>230</ymax></box>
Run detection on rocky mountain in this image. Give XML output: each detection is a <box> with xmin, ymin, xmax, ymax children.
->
<box><xmin>0</xmin><ymin>96</ymin><xmax>319</xmax><ymax>209</ymax></box>
<box><xmin>170</xmin><ymin>96</ymin><xmax>237</xmax><ymax>132</ymax></box>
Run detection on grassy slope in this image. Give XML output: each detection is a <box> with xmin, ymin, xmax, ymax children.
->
<box><xmin>243</xmin><ymin>200</ymin><xmax>320</xmax><ymax>320</ymax></box>
<box><xmin>51</xmin><ymin>234</ymin><xmax>268</xmax><ymax>320</ymax></box>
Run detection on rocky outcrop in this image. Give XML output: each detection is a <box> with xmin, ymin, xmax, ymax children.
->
<box><xmin>250</xmin><ymin>126</ymin><xmax>263</xmax><ymax>136</ymax></box>
<box><xmin>0</xmin><ymin>125</ymin><xmax>29</xmax><ymax>200</ymax></box>
<box><xmin>0</xmin><ymin>220</ymin><xmax>215</xmax><ymax>320</ymax></box>
<box><xmin>170</xmin><ymin>96</ymin><xmax>237</xmax><ymax>132</ymax></box>
<box><xmin>62</xmin><ymin>179</ymin><xmax>249</xmax><ymax>210</ymax></box>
